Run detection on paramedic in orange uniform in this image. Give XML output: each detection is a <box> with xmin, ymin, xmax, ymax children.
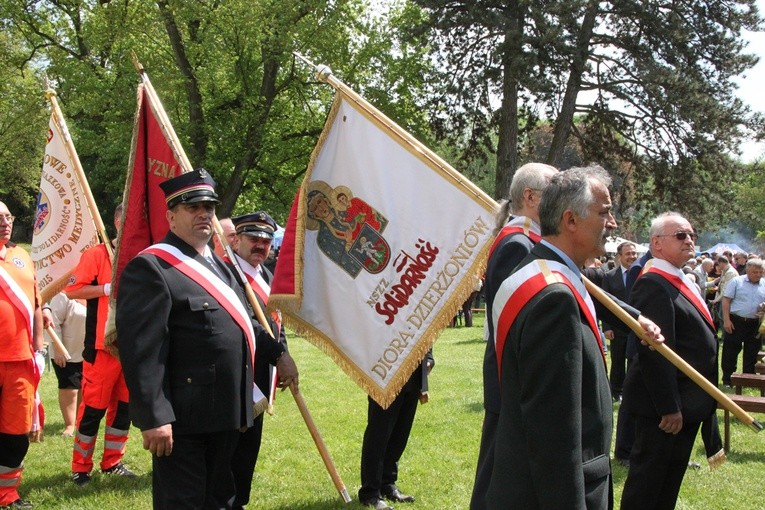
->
<box><xmin>0</xmin><ymin>201</ymin><xmax>45</xmax><ymax>509</ymax></box>
<box><xmin>65</xmin><ymin>204</ymin><xmax>136</xmax><ymax>486</ymax></box>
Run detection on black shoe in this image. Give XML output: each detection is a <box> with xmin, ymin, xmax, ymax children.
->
<box><xmin>1</xmin><ymin>499</ymin><xmax>33</xmax><ymax>509</ymax></box>
<box><xmin>360</xmin><ymin>498</ymin><xmax>394</xmax><ymax>510</ymax></box>
<box><xmin>101</xmin><ymin>463</ymin><xmax>137</xmax><ymax>478</ymax></box>
<box><xmin>71</xmin><ymin>471</ymin><xmax>91</xmax><ymax>487</ymax></box>
<box><xmin>381</xmin><ymin>487</ymin><xmax>415</xmax><ymax>503</ymax></box>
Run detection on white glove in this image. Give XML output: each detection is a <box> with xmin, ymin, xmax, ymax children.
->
<box><xmin>34</xmin><ymin>350</ymin><xmax>46</xmax><ymax>374</ymax></box>
<box><xmin>103</xmin><ymin>283</ymin><xmax>111</xmax><ymax>296</ymax></box>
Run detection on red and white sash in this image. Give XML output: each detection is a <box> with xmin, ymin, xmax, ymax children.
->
<box><xmin>0</xmin><ymin>264</ymin><xmax>34</xmax><ymax>349</ymax></box>
<box><xmin>142</xmin><ymin>244</ymin><xmax>256</xmax><ymax>366</ymax></box>
<box><xmin>488</xmin><ymin>216</ymin><xmax>542</xmax><ymax>260</ymax></box>
<box><xmin>0</xmin><ymin>260</ymin><xmax>42</xmax><ymax>430</ymax></box>
<box><xmin>644</xmin><ymin>264</ymin><xmax>715</xmax><ymax>330</ymax></box>
<box><xmin>492</xmin><ymin>259</ymin><xmax>604</xmax><ymax>380</ymax></box>
<box><xmin>234</xmin><ymin>254</ymin><xmax>283</xmax><ymax>410</ymax></box>
<box><xmin>235</xmin><ymin>254</ymin><xmax>272</xmax><ymax>305</ymax></box>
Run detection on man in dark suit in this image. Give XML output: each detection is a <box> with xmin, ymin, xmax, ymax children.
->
<box><xmin>621</xmin><ymin>213</ymin><xmax>717</xmax><ymax>510</ymax></box>
<box><xmin>359</xmin><ymin>352</ymin><xmax>434</xmax><ymax>510</ymax></box>
<box><xmin>117</xmin><ymin>169</ymin><xmax>298</xmax><ymax>509</ymax></box>
<box><xmin>470</xmin><ymin>162</ymin><xmax>558</xmax><ymax>510</ymax></box>
<box><xmin>486</xmin><ymin>166</ymin><xmax>662</xmax><ymax>509</ymax></box>
<box><xmin>601</xmin><ymin>241</ymin><xmax>638</xmax><ymax>401</ymax></box>
<box><xmin>613</xmin><ymin>249</ymin><xmax>652</xmax><ymax>466</ymax></box>
<box><xmin>227</xmin><ymin>211</ymin><xmax>291</xmax><ymax>510</ymax></box>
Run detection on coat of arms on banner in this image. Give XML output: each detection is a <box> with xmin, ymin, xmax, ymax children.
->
<box><xmin>305</xmin><ymin>180</ymin><xmax>390</xmax><ymax>277</ymax></box>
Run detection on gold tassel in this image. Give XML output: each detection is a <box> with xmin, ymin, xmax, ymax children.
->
<box><xmin>707</xmin><ymin>448</ymin><xmax>726</xmax><ymax>470</ymax></box>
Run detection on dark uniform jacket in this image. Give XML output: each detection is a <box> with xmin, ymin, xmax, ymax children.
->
<box><xmin>482</xmin><ymin>228</ymin><xmax>536</xmax><ymax>414</ymax></box>
<box><xmin>487</xmin><ymin>243</ymin><xmax>627</xmax><ymax>510</ymax></box>
<box><xmin>230</xmin><ymin>262</ymin><xmax>288</xmax><ymax>398</ymax></box>
<box><xmin>622</xmin><ymin>269</ymin><xmax>717</xmax><ymax>424</ymax></box>
<box><xmin>117</xmin><ymin>231</ymin><xmax>281</xmax><ymax>434</ymax></box>
<box><xmin>601</xmin><ymin>266</ymin><xmax>629</xmax><ymax>334</ymax></box>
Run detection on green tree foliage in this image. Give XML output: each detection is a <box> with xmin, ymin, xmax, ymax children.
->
<box><xmin>734</xmin><ymin>160</ymin><xmax>765</xmax><ymax>252</ymax></box>
<box><xmin>0</xmin><ymin>0</ymin><xmax>435</xmax><ymax>230</ymax></box>
<box><xmin>0</xmin><ymin>29</ymin><xmax>49</xmax><ymax>240</ymax></box>
<box><xmin>413</xmin><ymin>0</ymin><xmax>763</xmax><ymax>234</ymax></box>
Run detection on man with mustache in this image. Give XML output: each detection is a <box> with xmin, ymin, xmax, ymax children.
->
<box><xmin>0</xmin><ymin>201</ymin><xmax>45</xmax><ymax>509</ymax></box>
<box><xmin>117</xmin><ymin>170</ymin><xmax>298</xmax><ymax>508</ymax></box>
<box><xmin>227</xmin><ymin>211</ymin><xmax>296</xmax><ymax>510</ymax></box>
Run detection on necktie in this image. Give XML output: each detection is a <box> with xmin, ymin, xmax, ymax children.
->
<box><xmin>205</xmin><ymin>256</ymin><xmax>225</xmax><ymax>280</ymax></box>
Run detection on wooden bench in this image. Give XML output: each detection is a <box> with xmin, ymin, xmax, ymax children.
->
<box><xmin>718</xmin><ymin>382</ymin><xmax>765</xmax><ymax>452</ymax></box>
<box><xmin>756</xmin><ymin>362</ymin><xmax>765</xmax><ymax>375</ymax></box>
<box><xmin>731</xmin><ymin>373</ymin><xmax>765</xmax><ymax>397</ymax></box>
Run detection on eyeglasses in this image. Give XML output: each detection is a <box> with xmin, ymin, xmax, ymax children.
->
<box><xmin>0</xmin><ymin>215</ymin><xmax>15</xmax><ymax>224</ymax></box>
<box><xmin>657</xmin><ymin>231</ymin><xmax>697</xmax><ymax>242</ymax></box>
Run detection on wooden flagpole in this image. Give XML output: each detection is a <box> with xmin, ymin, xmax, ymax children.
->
<box><xmin>584</xmin><ymin>277</ymin><xmax>763</xmax><ymax>432</ymax></box>
<box><xmin>130</xmin><ymin>52</ymin><xmax>351</xmax><ymax>503</ymax></box>
<box><xmin>44</xmin><ymin>84</ymin><xmax>112</xmax><ymax>257</ymax></box>
<box><xmin>292</xmin><ymin>53</ymin><xmax>762</xmax><ymax>435</ymax></box>
<box><xmin>46</xmin><ymin>325</ymin><xmax>71</xmax><ymax>361</ymax></box>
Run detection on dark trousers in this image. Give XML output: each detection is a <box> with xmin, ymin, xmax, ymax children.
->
<box><xmin>721</xmin><ymin>315</ymin><xmax>761</xmax><ymax>384</ymax></box>
<box><xmin>609</xmin><ymin>332</ymin><xmax>628</xmax><ymax>397</ymax></box>
<box><xmin>620</xmin><ymin>415</ymin><xmax>701</xmax><ymax>510</ymax></box>
<box><xmin>700</xmin><ymin>414</ymin><xmax>723</xmax><ymax>458</ymax></box>
<box><xmin>359</xmin><ymin>386</ymin><xmax>419</xmax><ymax>502</ymax></box>
<box><xmin>614</xmin><ymin>358</ymin><xmax>635</xmax><ymax>460</ymax></box>
<box><xmin>231</xmin><ymin>414</ymin><xmax>264</xmax><ymax>509</ymax></box>
<box><xmin>469</xmin><ymin>410</ymin><xmax>498</xmax><ymax>510</ymax></box>
<box><xmin>152</xmin><ymin>430</ymin><xmax>239</xmax><ymax>510</ymax></box>
<box><xmin>614</xmin><ymin>404</ymin><xmax>635</xmax><ymax>461</ymax></box>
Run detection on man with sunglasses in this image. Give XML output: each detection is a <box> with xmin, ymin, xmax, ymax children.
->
<box><xmin>621</xmin><ymin>213</ymin><xmax>717</xmax><ymax>510</ymax></box>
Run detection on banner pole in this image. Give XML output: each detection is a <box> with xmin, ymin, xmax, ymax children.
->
<box><xmin>44</xmin><ymin>86</ymin><xmax>111</xmax><ymax>257</ymax></box>
<box><xmin>46</xmin><ymin>325</ymin><xmax>71</xmax><ymax>361</ymax></box>
<box><xmin>584</xmin><ymin>276</ymin><xmax>763</xmax><ymax>433</ymax></box>
<box><xmin>290</xmin><ymin>384</ymin><xmax>352</xmax><ymax>503</ymax></box>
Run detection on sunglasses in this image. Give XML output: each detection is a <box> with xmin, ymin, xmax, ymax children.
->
<box><xmin>657</xmin><ymin>231</ymin><xmax>697</xmax><ymax>242</ymax></box>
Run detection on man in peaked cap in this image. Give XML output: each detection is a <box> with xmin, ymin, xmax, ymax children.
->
<box><xmin>117</xmin><ymin>169</ymin><xmax>296</xmax><ymax>509</ymax></box>
<box><xmin>228</xmin><ymin>211</ymin><xmax>297</xmax><ymax>509</ymax></box>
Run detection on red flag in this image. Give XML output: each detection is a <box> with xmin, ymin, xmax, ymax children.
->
<box><xmin>271</xmin><ymin>189</ymin><xmax>300</xmax><ymax>297</ymax></box>
<box><xmin>112</xmin><ymin>84</ymin><xmax>182</xmax><ymax>297</ymax></box>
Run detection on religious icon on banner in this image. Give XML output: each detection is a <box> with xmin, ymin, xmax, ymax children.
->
<box><xmin>305</xmin><ymin>180</ymin><xmax>389</xmax><ymax>277</ymax></box>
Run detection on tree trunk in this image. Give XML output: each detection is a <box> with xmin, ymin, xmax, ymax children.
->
<box><xmin>218</xmin><ymin>50</ymin><xmax>281</xmax><ymax>216</ymax></box>
<box><xmin>156</xmin><ymin>0</ymin><xmax>208</xmax><ymax>166</ymax></box>
<box><xmin>494</xmin><ymin>5</ymin><xmax>523</xmax><ymax>198</ymax></box>
<box><xmin>547</xmin><ymin>0</ymin><xmax>599</xmax><ymax>167</ymax></box>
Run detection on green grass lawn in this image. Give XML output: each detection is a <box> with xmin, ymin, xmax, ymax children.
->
<box><xmin>22</xmin><ymin>313</ymin><xmax>764</xmax><ymax>509</ymax></box>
